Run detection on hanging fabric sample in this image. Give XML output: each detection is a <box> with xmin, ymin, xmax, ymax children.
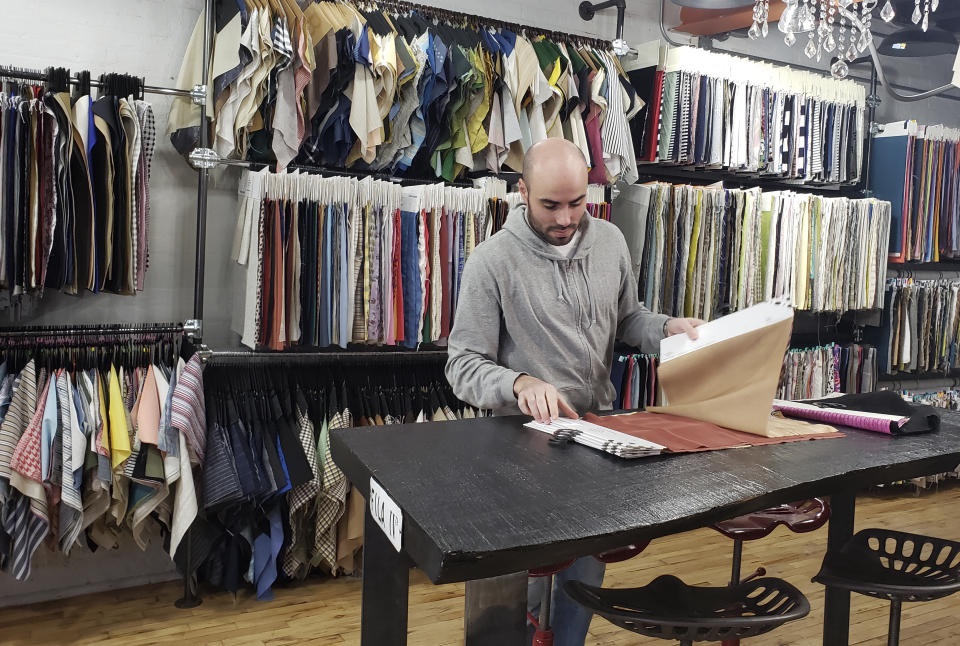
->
<box><xmin>193</xmin><ymin>354</ymin><xmax>483</xmax><ymax>599</ymax></box>
<box><xmin>611</xmin><ymin>183</ymin><xmax>891</xmax><ymax>320</ymax></box>
<box><xmin>231</xmin><ymin>168</ymin><xmax>511</xmax><ymax>350</ymax></box>
<box><xmin>610</xmin><ymin>352</ymin><xmax>658</xmax><ymax>410</ymax></box>
<box><xmin>168</xmin><ymin>0</ymin><xmax>641</xmax><ymax>184</ymax></box>
<box><xmin>0</xmin><ymin>73</ymin><xmax>155</xmax><ymax>312</ymax></box>
<box><xmin>876</xmin><ymin>278</ymin><xmax>960</xmax><ymax>376</ymax></box>
<box><xmin>0</xmin><ymin>327</ymin><xmax>193</xmax><ymax>581</ymax></box>
<box><xmin>872</xmin><ymin>122</ymin><xmax>960</xmax><ymax>263</ymax></box>
<box><xmin>621</xmin><ymin>42</ymin><xmax>866</xmax><ymax>185</ymax></box>
<box><xmin>778</xmin><ymin>342</ymin><xmax>876</xmax><ymax>400</ymax></box>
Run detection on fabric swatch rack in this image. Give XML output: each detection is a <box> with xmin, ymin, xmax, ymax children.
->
<box><xmin>0</xmin><ymin>322</ymin><xmax>199</xmax><ymax>583</ymax></box>
<box><xmin>876</xmin><ymin>276</ymin><xmax>960</xmax><ymax>377</ymax></box>
<box><xmin>169</xmin><ymin>0</ymin><xmax>639</xmax><ymax>184</ymax></box>
<box><xmin>779</xmin><ymin>342</ymin><xmax>877</xmax><ymax>401</ymax></box>
<box><xmin>231</xmin><ymin>166</ymin><xmax>510</xmax><ymax>350</ymax></box>
<box><xmin>621</xmin><ymin>42</ymin><xmax>867</xmax><ymax>187</ymax></box>
<box><xmin>872</xmin><ymin>121</ymin><xmax>960</xmax><ymax>263</ymax></box>
<box><xmin>611</xmin><ymin>182</ymin><xmax>890</xmax><ymax>321</ymax></box>
<box><xmin>184</xmin><ymin>350</ymin><xmax>474</xmax><ymax>602</ymax></box>
<box><xmin>0</xmin><ymin>66</ymin><xmax>165</xmax><ymax>314</ymax></box>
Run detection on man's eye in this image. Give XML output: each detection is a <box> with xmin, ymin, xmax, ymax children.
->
<box><xmin>544</xmin><ymin>204</ymin><xmax>558</xmax><ymax>211</ymax></box>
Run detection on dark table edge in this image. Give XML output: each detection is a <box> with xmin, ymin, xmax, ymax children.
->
<box><xmin>331</xmin><ymin>431</ymin><xmax>960</xmax><ymax>585</ymax></box>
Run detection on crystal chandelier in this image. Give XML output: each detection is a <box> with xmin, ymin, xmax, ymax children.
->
<box><xmin>749</xmin><ymin>0</ymin><xmax>944</xmax><ymax>79</ymax></box>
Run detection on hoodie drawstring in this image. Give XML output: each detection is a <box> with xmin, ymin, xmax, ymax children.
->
<box><xmin>554</xmin><ymin>258</ymin><xmax>596</xmax><ymax>327</ymax></box>
<box><xmin>553</xmin><ymin>262</ymin><xmax>568</xmax><ymax>304</ymax></box>
<box><xmin>580</xmin><ymin>256</ymin><xmax>596</xmax><ymax>329</ymax></box>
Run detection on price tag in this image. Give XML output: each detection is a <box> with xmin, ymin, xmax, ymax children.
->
<box><xmin>369</xmin><ymin>478</ymin><xmax>403</xmax><ymax>552</ymax></box>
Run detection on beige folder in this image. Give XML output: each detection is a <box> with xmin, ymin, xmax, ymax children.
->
<box><xmin>648</xmin><ymin>314</ymin><xmax>795</xmax><ymax>437</ymax></box>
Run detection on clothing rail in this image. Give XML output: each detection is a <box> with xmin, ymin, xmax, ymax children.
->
<box><xmin>634</xmin><ymin>166</ymin><xmax>862</xmax><ymax>195</ymax></box>
<box><xmin>0</xmin><ymin>65</ymin><xmax>194</xmax><ymax>98</ymax></box>
<box><xmin>373</xmin><ymin>0</ymin><xmax>611</xmax><ymax>49</ymax></box>
<box><xmin>879</xmin><ymin>376</ymin><xmax>960</xmax><ymax>393</ymax></box>
<box><xmin>887</xmin><ymin>266</ymin><xmax>960</xmax><ymax>280</ymax></box>
<box><xmin>201</xmin><ymin>349</ymin><xmax>448</xmax><ymax>364</ymax></box>
<box><xmin>0</xmin><ymin>322</ymin><xmax>190</xmax><ymax>339</ymax></box>
<box><xmin>214</xmin><ymin>156</ymin><xmax>481</xmax><ymax>189</ymax></box>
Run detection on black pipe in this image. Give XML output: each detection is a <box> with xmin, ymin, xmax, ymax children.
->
<box><xmin>192</xmin><ymin>0</ymin><xmax>213</xmax><ymax>330</ymax></box>
<box><xmin>862</xmin><ymin>65</ymin><xmax>879</xmax><ymax>197</ymax></box>
<box><xmin>579</xmin><ymin>0</ymin><xmax>626</xmax><ymax>41</ymax></box>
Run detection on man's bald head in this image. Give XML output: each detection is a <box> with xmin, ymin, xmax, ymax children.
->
<box><xmin>521</xmin><ymin>138</ymin><xmax>589</xmax><ymax>191</ymax></box>
<box><xmin>517</xmin><ymin>139</ymin><xmax>590</xmax><ymax>246</ymax></box>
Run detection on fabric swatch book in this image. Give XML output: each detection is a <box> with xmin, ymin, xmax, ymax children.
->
<box><xmin>649</xmin><ymin>301</ymin><xmax>796</xmax><ymax>437</ymax></box>
<box><xmin>524</xmin><ymin>418</ymin><xmax>666</xmax><ymax>459</ymax></box>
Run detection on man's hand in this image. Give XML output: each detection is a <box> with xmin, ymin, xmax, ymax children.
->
<box><xmin>665</xmin><ymin>317</ymin><xmax>706</xmax><ymax>340</ymax></box>
<box><xmin>513</xmin><ymin>375</ymin><xmax>579</xmax><ymax>423</ymax></box>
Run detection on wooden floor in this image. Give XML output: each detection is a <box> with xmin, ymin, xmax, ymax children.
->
<box><xmin>4</xmin><ymin>484</ymin><xmax>960</xmax><ymax>646</ymax></box>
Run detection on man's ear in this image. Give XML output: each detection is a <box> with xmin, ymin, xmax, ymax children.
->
<box><xmin>518</xmin><ymin>178</ymin><xmax>529</xmax><ymax>203</ymax></box>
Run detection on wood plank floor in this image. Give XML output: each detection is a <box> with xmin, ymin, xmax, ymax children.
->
<box><xmin>4</xmin><ymin>483</ymin><xmax>960</xmax><ymax>646</ymax></box>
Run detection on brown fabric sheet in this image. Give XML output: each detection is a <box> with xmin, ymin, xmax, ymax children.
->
<box><xmin>649</xmin><ymin>316</ymin><xmax>795</xmax><ymax>437</ymax></box>
<box><xmin>583</xmin><ymin>411</ymin><xmax>843</xmax><ymax>453</ymax></box>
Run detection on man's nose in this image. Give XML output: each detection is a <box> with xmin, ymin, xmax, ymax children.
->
<box><xmin>556</xmin><ymin>209</ymin><xmax>575</xmax><ymax>227</ymax></box>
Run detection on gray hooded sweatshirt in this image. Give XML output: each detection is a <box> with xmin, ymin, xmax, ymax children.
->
<box><xmin>446</xmin><ymin>203</ymin><xmax>670</xmax><ymax>416</ymax></box>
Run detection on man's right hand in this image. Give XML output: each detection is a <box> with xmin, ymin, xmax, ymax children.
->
<box><xmin>513</xmin><ymin>375</ymin><xmax>579</xmax><ymax>423</ymax></box>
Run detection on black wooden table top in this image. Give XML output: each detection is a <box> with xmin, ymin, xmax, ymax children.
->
<box><xmin>330</xmin><ymin>411</ymin><xmax>960</xmax><ymax>584</ymax></box>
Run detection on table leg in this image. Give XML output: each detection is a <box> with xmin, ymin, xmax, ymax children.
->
<box><xmin>464</xmin><ymin>572</ymin><xmax>529</xmax><ymax>646</ymax></box>
<box><xmin>823</xmin><ymin>489</ymin><xmax>856</xmax><ymax>646</ymax></box>
<box><xmin>361</xmin><ymin>507</ymin><xmax>412</xmax><ymax>646</ymax></box>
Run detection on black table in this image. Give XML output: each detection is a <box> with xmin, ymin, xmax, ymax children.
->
<box><xmin>330</xmin><ymin>411</ymin><xmax>960</xmax><ymax>646</ymax></box>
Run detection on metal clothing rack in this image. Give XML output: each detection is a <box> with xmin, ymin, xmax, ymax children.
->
<box><xmin>879</xmin><ymin>374</ymin><xmax>960</xmax><ymax>393</ymax></box>
<box><xmin>210</xmin><ymin>156</ymin><xmax>478</xmax><ymax>189</ymax></box>
<box><xmin>202</xmin><ymin>349</ymin><xmax>448</xmax><ymax>365</ymax></box>
<box><xmin>0</xmin><ymin>321</ymin><xmax>192</xmax><ymax>339</ymax></box>
<box><xmin>0</xmin><ymin>65</ymin><xmax>199</xmax><ymax>99</ymax></box>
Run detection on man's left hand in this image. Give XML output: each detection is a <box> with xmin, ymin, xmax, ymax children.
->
<box><xmin>665</xmin><ymin>317</ymin><xmax>706</xmax><ymax>340</ymax></box>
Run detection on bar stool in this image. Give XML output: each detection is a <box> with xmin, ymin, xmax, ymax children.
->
<box><xmin>564</xmin><ymin>573</ymin><xmax>810</xmax><ymax>645</ymax></box>
<box><xmin>528</xmin><ymin>542</ymin><xmax>649</xmax><ymax>646</ymax></box>
<box><xmin>712</xmin><ymin>499</ymin><xmax>831</xmax><ymax>588</ymax></box>
<box><xmin>813</xmin><ymin>528</ymin><xmax>960</xmax><ymax>646</ymax></box>
<box><xmin>711</xmin><ymin>499</ymin><xmax>829</xmax><ymax>646</ymax></box>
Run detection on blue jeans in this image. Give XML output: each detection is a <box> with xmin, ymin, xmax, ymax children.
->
<box><xmin>527</xmin><ymin>556</ymin><xmax>606</xmax><ymax>646</ymax></box>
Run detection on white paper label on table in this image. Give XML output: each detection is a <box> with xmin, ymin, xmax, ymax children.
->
<box><xmin>369</xmin><ymin>477</ymin><xmax>403</xmax><ymax>552</ymax></box>
<box><xmin>659</xmin><ymin>301</ymin><xmax>793</xmax><ymax>363</ymax></box>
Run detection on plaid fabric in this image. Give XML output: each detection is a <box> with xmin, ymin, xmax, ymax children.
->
<box><xmin>0</xmin><ymin>361</ymin><xmax>36</xmax><ymax>484</ymax></box>
<box><xmin>170</xmin><ymin>355</ymin><xmax>206</xmax><ymax>464</ymax></box>
<box><xmin>282</xmin><ymin>399</ymin><xmax>320</xmax><ymax>579</ymax></box>
<box><xmin>311</xmin><ymin>412</ymin><xmax>347</xmax><ymax>572</ymax></box>
<box><xmin>10</xmin><ymin>378</ymin><xmax>52</xmax><ymax>484</ymax></box>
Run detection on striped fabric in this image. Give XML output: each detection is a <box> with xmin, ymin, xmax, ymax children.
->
<box><xmin>811</xmin><ymin>101</ymin><xmax>823</xmax><ymax>180</ymax></box>
<box><xmin>8</xmin><ymin>377</ymin><xmax>52</xmax><ymax>582</ymax></box>
<box><xmin>170</xmin><ymin>355</ymin><xmax>206</xmax><ymax>464</ymax></box>
<box><xmin>272</xmin><ymin>17</ymin><xmax>294</xmax><ymax>71</ymax></box>
<box><xmin>57</xmin><ymin>372</ymin><xmax>83</xmax><ymax>554</ymax></box>
<box><xmin>678</xmin><ymin>72</ymin><xmax>692</xmax><ymax>164</ymax></box>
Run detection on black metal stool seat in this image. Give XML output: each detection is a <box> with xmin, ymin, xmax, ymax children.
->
<box><xmin>564</xmin><ymin>574</ymin><xmax>810</xmax><ymax>644</ymax></box>
<box><xmin>813</xmin><ymin>529</ymin><xmax>960</xmax><ymax>646</ymax></box>
<box><xmin>814</xmin><ymin>528</ymin><xmax>960</xmax><ymax>601</ymax></box>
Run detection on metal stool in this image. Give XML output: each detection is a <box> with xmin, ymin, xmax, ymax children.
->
<box><xmin>713</xmin><ymin>498</ymin><xmax>831</xmax><ymax>587</ymax></box>
<box><xmin>711</xmin><ymin>498</ymin><xmax>829</xmax><ymax>645</ymax></box>
<box><xmin>565</xmin><ymin>574</ymin><xmax>810</xmax><ymax>645</ymax></box>
<box><xmin>813</xmin><ymin>528</ymin><xmax>960</xmax><ymax>646</ymax></box>
<box><xmin>528</xmin><ymin>542</ymin><xmax>649</xmax><ymax>646</ymax></box>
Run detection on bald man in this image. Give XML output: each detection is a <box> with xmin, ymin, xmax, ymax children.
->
<box><xmin>446</xmin><ymin>139</ymin><xmax>702</xmax><ymax>645</ymax></box>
